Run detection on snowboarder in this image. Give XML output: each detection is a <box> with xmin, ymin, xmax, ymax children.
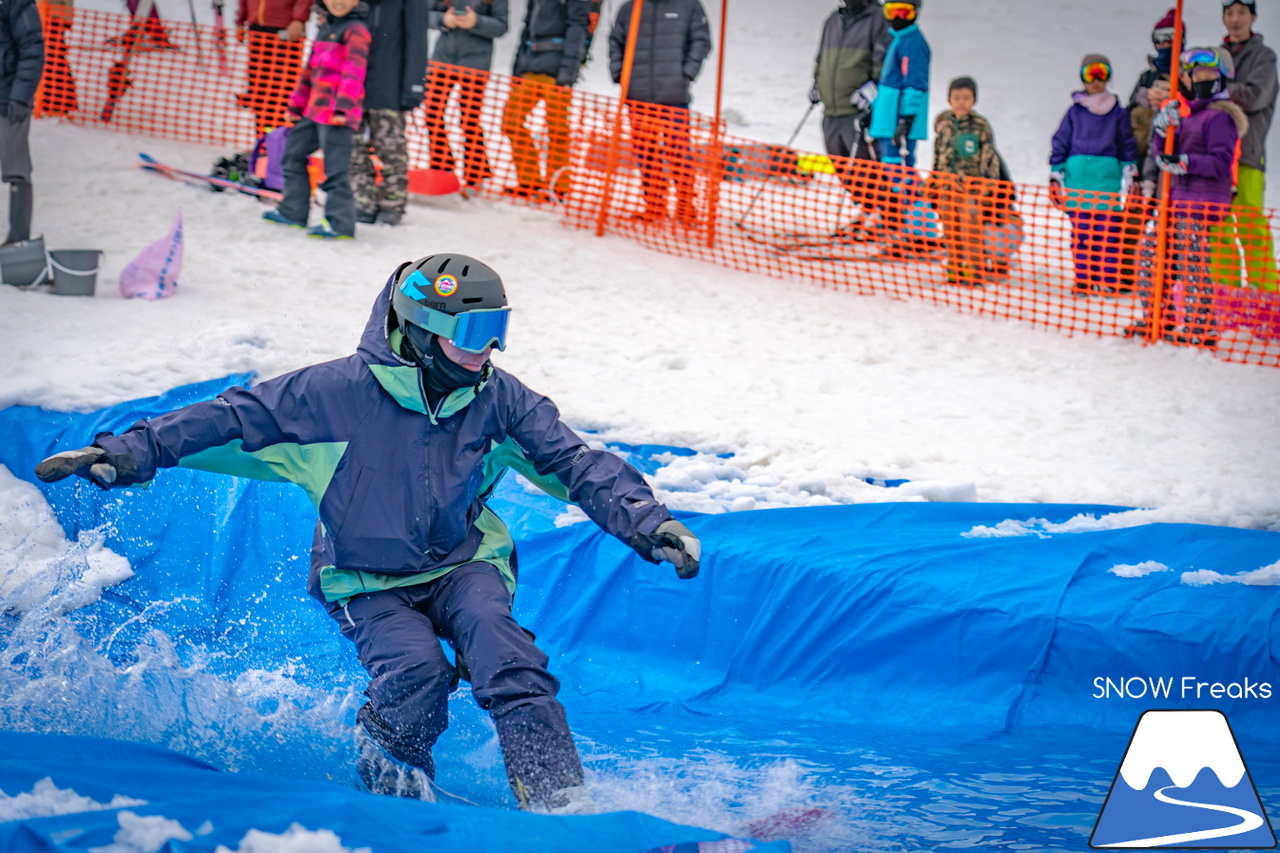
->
<box><xmin>34</xmin><ymin>253</ymin><xmax>702</xmax><ymax>814</ymax></box>
<box><xmin>1</xmin><ymin>0</ymin><xmax>44</xmax><ymax>250</ymax></box>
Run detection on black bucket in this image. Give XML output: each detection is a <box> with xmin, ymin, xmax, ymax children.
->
<box><xmin>49</xmin><ymin>250</ymin><xmax>104</xmax><ymax>296</ymax></box>
<box><xmin>0</xmin><ymin>235</ymin><xmax>49</xmax><ymax>287</ymax></box>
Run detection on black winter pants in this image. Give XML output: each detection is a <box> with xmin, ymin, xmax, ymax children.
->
<box><xmin>278</xmin><ymin>117</ymin><xmax>356</xmax><ymax>236</ymax></box>
<box><xmin>328</xmin><ymin>562</ymin><xmax>584</xmax><ymax>808</ymax></box>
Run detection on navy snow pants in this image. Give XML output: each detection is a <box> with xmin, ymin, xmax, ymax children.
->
<box><xmin>328</xmin><ymin>562</ymin><xmax>584</xmax><ymax>806</ymax></box>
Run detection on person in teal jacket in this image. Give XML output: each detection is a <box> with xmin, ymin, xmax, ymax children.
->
<box><xmin>868</xmin><ymin>0</ymin><xmax>930</xmax><ymax>167</ymax></box>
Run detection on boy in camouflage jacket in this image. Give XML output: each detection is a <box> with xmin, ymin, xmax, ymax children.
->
<box><xmin>927</xmin><ymin>76</ymin><xmax>1010</xmax><ymax>284</ymax></box>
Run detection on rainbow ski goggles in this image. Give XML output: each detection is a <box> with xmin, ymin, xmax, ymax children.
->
<box><xmin>1081</xmin><ymin>61</ymin><xmax>1112</xmax><ymax>83</ymax></box>
<box><xmin>883</xmin><ymin>2</ymin><xmax>917</xmax><ymax>21</ymax></box>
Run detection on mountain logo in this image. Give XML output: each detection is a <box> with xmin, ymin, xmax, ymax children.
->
<box><xmin>1091</xmin><ymin>710</ymin><xmax>1276</xmax><ymax>849</ymax></box>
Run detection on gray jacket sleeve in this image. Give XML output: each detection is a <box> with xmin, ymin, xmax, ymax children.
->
<box><xmin>682</xmin><ymin>0</ymin><xmax>711</xmax><ymax>82</ymax></box>
<box><xmin>609</xmin><ymin>2</ymin><xmax>631</xmax><ymax>83</ymax></box>
<box><xmin>1229</xmin><ymin>46</ymin><xmax>1279</xmax><ymax>114</ymax></box>
<box><xmin>471</xmin><ymin>0</ymin><xmax>508</xmax><ymax>41</ymax></box>
<box><xmin>427</xmin><ymin>0</ymin><xmax>444</xmax><ymax>30</ymax></box>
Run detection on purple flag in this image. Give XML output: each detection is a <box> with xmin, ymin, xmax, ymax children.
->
<box><xmin>120</xmin><ymin>211</ymin><xmax>183</xmax><ymax>300</ymax></box>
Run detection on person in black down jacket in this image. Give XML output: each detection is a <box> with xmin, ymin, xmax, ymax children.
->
<box><xmin>609</xmin><ymin>0</ymin><xmax>711</xmax><ymax>225</ymax></box>
<box><xmin>0</xmin><ymin>0</ymin><xmax>44</xmax><ymax>250</ymax></box>
<box><xmin>500</xmin><ymin>0</ymin><xmax>591</xmax><ymax>201</ymax></box>
<box><xmin>350</xmin><ymin>0</ymin><xmax>428</xmax><ymax>226</ymax></box>
<box><xmin>423</xmin><ymin>1</ymin><xmax>508</xmax><ymax>194</ymax></box>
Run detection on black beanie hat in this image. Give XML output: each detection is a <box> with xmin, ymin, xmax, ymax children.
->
<box><xmin>949</xmin><ymin>76</ymin><xmax>978</xmax><ymax>99</ymax></box>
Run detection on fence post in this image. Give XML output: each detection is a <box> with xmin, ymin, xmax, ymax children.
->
<box><xmin>703</xmin><ymin>0</ymin><xmax>729</xmax><ymax>249</ymax></box>
<box><xmin>1145</xmin><ymin>0</ymin><xmax>1185</xmax><ymax>343</ymax></box>
<box><xmin>595</xmin><ymin>0</ymin><xmax>645</xmax><ymax>238</ymax></box>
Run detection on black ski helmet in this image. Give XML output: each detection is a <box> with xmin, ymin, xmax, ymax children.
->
<box><xmin>390</xmin><ymin>254</ymin><xmax>509</xmax><ymax>361</ymax></box>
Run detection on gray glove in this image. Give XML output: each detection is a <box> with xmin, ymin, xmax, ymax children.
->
<box><xmin>633</xmin><ymin>519</ymin><xmax>701</xmax><ymax>579</ymax></box>
<box><xmin>35</xmin><ymin>445</ymin><xmax>137</xmax><ymax>489</ymax></box>
<box><xmin>808</xmin><ymin>86</ymin><xmax>821</xmax><ymax>106</ymax></box>
<box><xmin>850</xmin><ymin>80</ymin><xmax>878</xmax><ymax>113</ymax></box>
<box><xmin>3</xmin><ymin>100</ymin><xmax>30</xmax><ymax>124</ymax></box>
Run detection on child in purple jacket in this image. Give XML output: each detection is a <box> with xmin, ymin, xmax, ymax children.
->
<box><xmin>1050</xmin><ymin>54</ymin><xmax>1140</xmax><ymax>295</ymax></box>
<box><xmin>1129</xmin><ymin>46</ymin><xmax>1247</xmax><ymax>347</ymax></box>
<box><xmin>263</xmin><ymin>0</ymin><xmax>371</xmax><ymax>238</ymax></box>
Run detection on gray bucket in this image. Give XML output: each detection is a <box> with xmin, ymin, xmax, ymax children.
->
<box><xmin>0</xmin><ymin>235</ymin><xmax>49</xmax><ymax>287</ymax></box>
<box><xmin>49</xmin><ymin>250</ymin><xmax>103</xmax><ymax>296</ymax></box>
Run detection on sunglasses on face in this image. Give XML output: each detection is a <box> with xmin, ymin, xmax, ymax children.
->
<box><xmin>1081</xmin><ymin>62</ymin><xmax>1112</xmax><ymax>83</ymax></box>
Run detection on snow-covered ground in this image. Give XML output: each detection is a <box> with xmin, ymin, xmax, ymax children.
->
<box><xmin>6</xmin><ymin>119</ymin><xmax>1280</xmax><ymax>530</ymax></box>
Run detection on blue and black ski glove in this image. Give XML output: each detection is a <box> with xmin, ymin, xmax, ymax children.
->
<box><xmin>893</xmin><ymin>116</ymin><xmax>914</xmax><ymax>153</ymax></box>
<box><xmin>634</xmin><ymin>519</ymin><xmax>701</xmax><ymax>580</ymax></box>
<box><xmin>36</xmin><ymin>445</ymin><xmax>138</xmax><ymax>490</ymax></box>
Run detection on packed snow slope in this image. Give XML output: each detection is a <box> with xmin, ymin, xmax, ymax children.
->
<box><xmin>7</xmin><ymin>122</ymin><xmax>1280</xmax><ymax>530</ymax></box>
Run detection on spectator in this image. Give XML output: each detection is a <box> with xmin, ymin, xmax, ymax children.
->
<box><xmin>1049</xmin><ymin>54</ymin><xmax>1139</xmax><ymax>295</ymax></box>
<box><xmin>608</xmin><ymin>0</ymin><xmax>712</xmax><ymax>225</ymax></box>
<box><xmin>1131</xmin><ymin>46</ymin><xmax>1246</xmax><ymax>348</ymax></box>
<box><xmin>502</xmin><ymin>0</ymin><xmax>591</xmax><ymax>201</ymax></box>
<box><xmin>262</xmin><ymin>0</ymin><xmax>370</xmax><ymax>238</ymax></box>
<box><xmin>1212</xmin><ymin>0</ymin><xmax>1278</xmax><ymax>292</ymax></box>
<box><xmin>1</xmin><ymin>0</ymin><xmax>43</xmax><ymax>249</ymax></box>
<box><xmin>235</xmin><ymin>0</ymin><xmax>309</xmax><ymax>138</ymax></box>
<box><xmin>868</xmin><ymin>0</ymin><xmax>929</xmax><ymax>168</ymax></box>
<box><xmin>809</xmin><ymin>0</ymin><xmax>890</xmax><ymax>164</ymax></box>
<box><xmin>38</xmin><ymin>0</ymin><xmax>76</xmax><ymax>118</ymax></box>
<box><xmin>351</xmin><ymin>0</ymin><xmax>428</xmax><ymax>226</ymax></box>
<box><xmin>423</xmin><ymin>1</ymin><xmax>508</xmax><ymax>196</ymax></box>
<box><xmin>1127</xmin><ymin>9</ymin><xmax>1182</xmax><ymax>162</ymax></box>
<box><xmin>36</xmin><ymin>253</ymin><xmax>702</xmax><ymax>815</ymax></box>
<box><xmin>927</xmin><ymin>76</ymin><xmax>1005</xmax><ymax>285</ymax></box>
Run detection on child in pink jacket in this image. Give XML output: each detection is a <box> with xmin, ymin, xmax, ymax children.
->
<box><xmin>263</xmin><ymin>0</ymin><xmax>371</xmax><ymax>238</ymax></box>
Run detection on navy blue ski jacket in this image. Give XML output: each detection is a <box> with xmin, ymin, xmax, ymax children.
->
<box><xmin>0</xmin><ymin>0</ymin><xmax>44</xmax><ymax>106</ymax></box>
<box><xmin>95</xmin><ymin>275</ymin><xmax>673</xmax><ymax>603</ymax></box>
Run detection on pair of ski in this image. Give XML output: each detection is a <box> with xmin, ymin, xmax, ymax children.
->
<box><xmin>139</xmin><ymin>154</ymin><xmax>465</xmax><ymax>200</ymax></box>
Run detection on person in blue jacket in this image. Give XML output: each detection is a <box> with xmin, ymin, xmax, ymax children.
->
<box><xmin>1049</xmin><ymin>54</ymin><xmax>1140</xmax><ymax>295</ymax></box>
<box><xmin>35</xmin><ymin>253</ymin><xmax>702</xmax><ymax>815</ymax></box>
<box><xmin>868</xmin><ymin>0</ymin><xmax>930</xmax><ymax>167</ymax></box>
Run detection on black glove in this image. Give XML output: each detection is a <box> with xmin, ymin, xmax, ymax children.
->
<box><xmin>35</xmin><ymin>445</ymin><xmax>138</xmax><ymax>490</ymax></box>
<box><xmin>893</xmin><ymin>115</ymin><xmax>914</xmax><ymax>152</ymax></box>
<box><xmin>808</xmin><ymin>86</ymin><xmax>821</xmax><ymax>106</ymax></box>
<box><xmin>4</xmin><ymin>101</ymin><xmax>31</xmax><ymax>124</ymax></box>
<box><xmin>632</xmin><ymin>519</ymin><xmax>701</xmax><ymax>580</ymax></box>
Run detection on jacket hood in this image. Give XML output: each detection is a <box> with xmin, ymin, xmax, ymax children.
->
<box><xmin>358</xmin><ymin>272</ymin><xmax>412</xmax><ymax>368</ymax></box>
<box><xmin>1209</xmin><ymin>98</ymin><xmax>1251</xmax><ymax>137</ymax></box>
<box><xmin>1073</xmin><ymin>89</ymin><xmax>1118</xmax><ymax>115</ymax></box>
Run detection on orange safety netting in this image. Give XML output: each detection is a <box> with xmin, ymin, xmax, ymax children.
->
<box><xmin>34</xmin><ymin>6</ymin><xmax>1280</xmax><ymax>367</ymax></box>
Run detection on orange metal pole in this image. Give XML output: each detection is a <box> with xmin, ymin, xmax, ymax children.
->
<box><xmin>1146</xmin><ymin>0</ymin><xmax>1185</xmax><ymax>342</ymax></box>
<box><xmin>595</xmin><ymin>0</ymin><xmax>645</xmax><ymax>238</ymax></box>
<box><xmin>704</xmin><ymin>0</ymin><xmax>728</xmax><ymax>248</ymax></box>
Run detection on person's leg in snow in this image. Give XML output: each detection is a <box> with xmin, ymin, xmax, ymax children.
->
<box><xmin>331</xmin><ymin>562</ymin><xmax>587</xmax><ymax>811</ymax></box>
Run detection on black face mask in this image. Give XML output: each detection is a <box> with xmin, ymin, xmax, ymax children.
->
<box><xmin>840</xmin><ymin>0</ymin><xmax>868</xmax><ymax>14</ymax></box>
<box><xmin>888</xmin><ymin>16</ymin><xmax>915</xmax><ymax>31</ymax></box>
<box><xmin>400</xmin><ymin>325</ymin><xmax>487</xmax><ymax>405</ymax></box>
<box><xmin>1182</xmin><ymin>77</ymin><xmax>1223</xmax><ymax>100</ymax></box>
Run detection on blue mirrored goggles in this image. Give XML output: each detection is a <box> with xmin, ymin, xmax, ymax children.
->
<box><xmin>1182</xmin><ymin>48</ymin><xmax>1223</xmax><ymax>71</ymax></box>
<box><xmin>410</xmin><ymin>303</ymin><xmax>510</xmax><ymax>353</ymax></box>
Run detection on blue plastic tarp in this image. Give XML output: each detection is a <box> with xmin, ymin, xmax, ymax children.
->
<box><xmin>3</xmin><ymin>376</ymin><xmax>1279</xmax><ymax>851</ymax></box>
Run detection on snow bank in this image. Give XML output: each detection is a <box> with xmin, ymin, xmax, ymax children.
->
<box><xmin>0</xmin><ymin>778</ymin><xmax>146</xmax><ymax>823</ymax></box>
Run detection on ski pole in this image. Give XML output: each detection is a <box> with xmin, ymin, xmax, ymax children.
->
<box><xmin>733</xmin><ymin>101</ymin><xmax>816</xmax><ymax>228</ymax></box>
<box><xmin>188</xmin><ymin>0</ymin><xmax>208</xmax><ymax>67</ymax></box>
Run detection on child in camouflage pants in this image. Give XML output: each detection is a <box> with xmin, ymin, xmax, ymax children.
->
<box><xmin>352</xmin><ymin>109</ymin><xmax>412</xmax><ymax>226</ymax></box>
